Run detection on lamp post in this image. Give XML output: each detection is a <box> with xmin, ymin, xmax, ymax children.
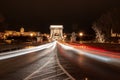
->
<box><xmin>30</xmin><ymin>33</ymin><xmax>33</xmax><ymax>37</ymax></box>
<box><xmin>79</xmin><ymin>32</ymin><xmax>83</xmax><ymax>43</ymax></box>
<box><xmin>79</xmin><ymin>32</ymin><xmax>83</xmax><ymax>37</ymax></box>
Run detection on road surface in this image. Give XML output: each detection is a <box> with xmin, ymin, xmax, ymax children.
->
<box><xmin>0</xmin><ymin>41</ymin><xmax>120</xmax><ymax>80</ymax></box>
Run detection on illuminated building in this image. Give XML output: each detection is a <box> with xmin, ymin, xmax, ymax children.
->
<box><xmin>50</xmin><ymin>25</ymin><xmax>63</xmax><ymax>41</ymax></box>
<box><xmin>111</xmin><ymin>29</ymin><xmax>120</xmax><ymax>37</ymax></box>
<box><xmin>20</xmin><ymin>27</ymin><xmax>25</xmax><ymax>34</ymax></box>
<box><xmin>4</xmin><ymin>27</ymin><xmax>40</xmax><ymax>38</ymax></box>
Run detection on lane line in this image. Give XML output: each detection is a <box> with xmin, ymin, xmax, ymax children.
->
<box><xmin>30</xmin><ymin>65</ymin><xmax>59</xmax><ymax>75</ymax></box>
<box><xmin>56</xmin><ymin>53</ymin><xmax>76</xmax><ymax>80</ymax></box>
<box><xmin>24</xmin><ymin>42</ymin><xmax>56</xmax><ymax>80</ymax></box>
<box><xmin>29</xmin><ymin>69</ymin><xmax>62</xmax><ymax>79</ymax></box>
<box><xmin>48</xmin><ymin>60</ymin><xmax>57</xmax><ymax>64</ymax></box>
<box><xmin>23</xmin><ymin>56</ymin><xmax>54</xmax><ymax>80</ymax></box>
<box><xmin>40</xmin><ymin>65</ymin><xmax>60</xmax><ymax>71</ymax></box>
<box><xmin>41</xmin><ymin>72</ymin><xmax>65</xmax><ymax>80</ymax></box>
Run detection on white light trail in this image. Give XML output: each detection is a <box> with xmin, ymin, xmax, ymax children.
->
<box><xmin>0</xmin><ymin>41</ymin><xmax>56</xmax><ymax>60</ymax></box>
<box><xmin>57</xmin><ymin>42</ymin><xmax>74</xmax><ymax>50</ymax></box>
<box><xmin>58</xmin><ymin>42</ymin><xmax>120</xmax><ymax>66</ymax></box>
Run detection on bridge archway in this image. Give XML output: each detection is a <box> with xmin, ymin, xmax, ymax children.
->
<box><xmin>50</xmin><ymin>25</ymin><xmax>63</xmax><ymax>41</ymax></box>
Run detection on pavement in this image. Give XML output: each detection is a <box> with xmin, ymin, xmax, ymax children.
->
<box><xmin>0</xmin><ymin>43</ymin><xmax>74</xmax><ymax>80</ymax></box>
<box><xmin>0</xmin><ymin>42</ymin><xmax>120</xmax><ymax>80</ymax></box>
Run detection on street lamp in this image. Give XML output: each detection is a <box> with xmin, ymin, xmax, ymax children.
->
<box><xmin>79</xmin><ymin>32</ymin><xmax>83</xmax><ymax>37</ymax></box>
<box><xmin>79</xmin><ymin>32</ymin><xmax>84</xmax><ymax>43</ymax></box>
<box><xmin>30</xmin><ymin>33</ymin><xmax>33</xmax><ymax>37</ymax></box>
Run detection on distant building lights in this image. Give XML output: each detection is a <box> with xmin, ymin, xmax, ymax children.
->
<box><xmin>30</xmin><ymin>33</ymin><xmax>33</xmax><ymax>37</ymax></box>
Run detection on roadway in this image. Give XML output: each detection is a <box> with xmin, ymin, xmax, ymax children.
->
<box><xmin>0</xmin><ymin>41</ymin><xmax>120</xmax><ymax>80</ymax></box>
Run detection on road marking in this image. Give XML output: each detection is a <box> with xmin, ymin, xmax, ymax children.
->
<box><xmin>23</xmin><ymin>57</ymin><xmax>54</xmax><ymax>80</ymax></box>
<box><xmin>24</xmin><ymin>42</ymin><xmax>57</xmax><ymax>80</ymax></box>
<box><xmin>48</xmin><ymin>60</ymin><xmax>57</xmax><ymax>63</ymax></box>
<box><xmin>41</xmin><ymin>72</ymin><xmax>65</xmax><ymax>80</ymax></box>
<box><xmin>29</xmin><ymin>69</ymin><xmax>62</xmax><ymax>79</ymax></box>
<box><xmin>40</xmin><ymin>65</ymin><xmax>59</xmax><ymax>71</ymax></box>
<box><xmin>24</xmin><ymin>42</ymin><xmax>75</xmax><ymax>80</ymax></box>
<box><xmin>56</xmin><ymin>53</ymin><xmax>76</xmax><ymax>80</ymax></box>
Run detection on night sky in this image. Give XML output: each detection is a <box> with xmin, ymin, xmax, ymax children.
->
<box><xmin>0</xmin><ymin>0</ymin><xmax>120</xmax><ymax>33</ymax></box>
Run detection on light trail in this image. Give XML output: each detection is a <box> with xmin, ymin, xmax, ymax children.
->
<box><xmin>24</xmin><ymin>41</ymin><xmax>75</xmax><ymax>80</ymax></box>
<box><xmin>58</xmin><ymin>42</ymin><xmax>120</xmax><ymax>68</ymax></box>
<box><xmin>0</xmin><ymin>41</ymin><xmax>56</xmax><ymax>60</ymax></box>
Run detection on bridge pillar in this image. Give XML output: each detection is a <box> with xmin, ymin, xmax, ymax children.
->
<box><xmin>50</xmin><ymin>25</ymin><xmax>63</xmax><ymax>41</ymax></box>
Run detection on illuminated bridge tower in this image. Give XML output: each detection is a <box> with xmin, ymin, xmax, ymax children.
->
<box><xmin>50</xmin><ymin>25</ymin><xmax>63</xmax><ymax>41</ymax></box>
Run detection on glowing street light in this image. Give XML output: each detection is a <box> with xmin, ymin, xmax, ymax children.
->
<box><xmin>79</xmin><ymin>32</ymin><xmax>84</xmax><ymax>43</ymax></box>
<box><xmin>30</xmin><ymin>33</ymin><xmax>33</xmax><ymax>37</ymax></box>
<box><xmin>79</xmin><ymin>32</ymin><xmax>83</xmax><ymax>37</ymax></box>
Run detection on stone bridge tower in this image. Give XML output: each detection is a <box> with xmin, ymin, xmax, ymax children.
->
<box><xmin>50</xmin><ymin>25</ymin><xmax>63</xmax><ymax>41</ymax></box>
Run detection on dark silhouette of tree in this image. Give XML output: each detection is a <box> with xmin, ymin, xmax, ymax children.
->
<box><xmin>92</xmin><ymin>8</ymin><xmax>120</xmax><ymax>42</ymax></box>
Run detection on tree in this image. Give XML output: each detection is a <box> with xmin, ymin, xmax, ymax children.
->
<box><xmin>92</xmin><ymin>8</ymin><xmax>120</xmax><ymax>43</ymax></box>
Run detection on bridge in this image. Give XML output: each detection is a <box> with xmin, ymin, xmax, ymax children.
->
<box><xmin>0</xmin><ymin>41</ymin><xmax>120</xmax><ymax>80</ymax></box>
<box><xmin>50</xmin><ymin>25</ymin><xmax>64</xmax><ymax>41</ymax></box>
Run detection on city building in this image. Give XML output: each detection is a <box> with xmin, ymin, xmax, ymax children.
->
<box><xmin>4</xmin><ymin>27</ymin><xmax>40</xmax><ymax>37</ymax></box>
<box><xmin>111</xmin><ymin>28</ymin><xmax>120</xmax><ymax>43</ymax></box>
<box><xmin>111</xmin><ymin>29</ymin><xmax>120</xmax><ymax>37</ymax></box>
